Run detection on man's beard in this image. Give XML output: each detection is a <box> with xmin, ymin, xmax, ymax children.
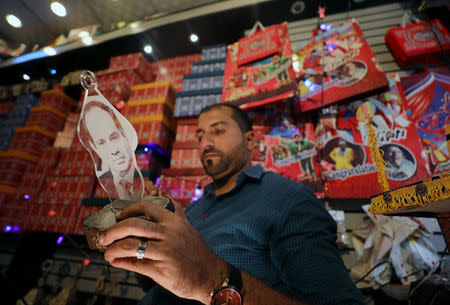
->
<box><xmin>201</xmin><ymin>148</ymin><xmax>229</xmax><ymax>177</ymax></box>
<box><xmin>201</xmin><ymin>141</ymin><xmax>246</xmax><ymax>178</ymax></box>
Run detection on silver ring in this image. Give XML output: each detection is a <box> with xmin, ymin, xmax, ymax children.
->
<box><xmin>136</xmin><ymin>239</ymin><xmax>147</xmax><ymax>260</ymax></box>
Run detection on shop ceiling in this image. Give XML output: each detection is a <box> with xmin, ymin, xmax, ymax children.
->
<box><xmin>0</xmin><ymin>0</ymin><xmax>401</xmax><ymax>85</ymax></box>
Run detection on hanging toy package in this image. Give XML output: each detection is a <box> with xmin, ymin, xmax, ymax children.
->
<box><xmin>77</xmin><ymin>71</ymin><xmax>173</xmax><ymax>251</ymax></box>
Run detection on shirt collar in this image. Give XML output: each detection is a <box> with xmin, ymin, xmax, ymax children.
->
<box><xmin>203</xmin><ymin>165</ymin><xmax>264</xmax><ymax>197</ymax></box>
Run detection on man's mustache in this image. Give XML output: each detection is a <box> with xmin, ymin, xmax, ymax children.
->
<box><xmin>202</xmin><ymin>147</ymin><xmax>223</xmax><ymax>159</ymax></box>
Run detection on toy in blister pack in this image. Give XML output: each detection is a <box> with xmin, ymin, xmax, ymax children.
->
<box><xmin>263</xmin><ymin>118</ymin><xmax>322</xmax><ymax>193</ymax></box>
<box><xmin>292</xmin><ymin>18</ymin><xmax>388</xmax><ymax>112</ymax></box>
<box><xmin>400</xmin><ymin>70</ymin><xmax>450</xmax><ymax>175</ymax></box>
<box><xmin>77</xmin><ymin>71</ymin><xmax>144</xmax><ymax>202</ymax></box>
<box><xmin>247</xmin><ymin>101</ymin><xmax>322</xmax><ymax>193</ymax></box>
<box><xmin>317</xmin><ymin>73</ymin><xmax>431</xmax><ymax>198</ymax></box>
<box><xmin>222</xmin><ymin>22</ymin><xmax>297</xmax><ymax>109</ymax></box>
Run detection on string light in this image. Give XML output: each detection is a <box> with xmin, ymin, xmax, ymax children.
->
<box><xmin>4</xmin><ymin>225</ymin><xmax>11</xmax><ymax>233</ymax></box>
<box><xmin>24</xmin><ymin>194</ymin><xmax>30</xmax><ymax>199</ymax></box>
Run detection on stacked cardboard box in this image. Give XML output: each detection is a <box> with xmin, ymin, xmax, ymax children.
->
<box><xmin>22</xmin><ymin>147</ymin><xmax>94</xmax><ymax>233</ymax></box>
<box><xmin>88</xmin><ymin>52</ymin><xmax>154</xmax><ymax>108</ymax></box>
<box><xmin>174</xmin><ymin>45</ymin><xmax>226</xmax><ymax>118</ymax></box>
<box><xmin>151</xmin><ymin>54</ymin><xmax>202</xmax><ymax>92</ymax></box>
<box><xmin>0</xmin><ymin>94</ymin><xmax>38</xmax><ymax>151</ymax></box>
<box><xmin>1</xmin><ymin>147</ymin><xmax>59</xmax><ymax>232</ymax></box>
<box><xmin>54</xmin><ymin>113</ymin><xmax>79</xmax><ymax>148</ymax></box>
<box><xmin>161</xmin><ymin>118</ymin><xmax>212</xmax><ymax>207</ymax></box>
<box><xmin>123</xmin><ymin>81</ymin><xmax>177</xmax><ymax>153</ymax></box>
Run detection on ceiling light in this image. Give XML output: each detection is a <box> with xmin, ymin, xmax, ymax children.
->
<box><xmin>6</xmin><ymin>14</ymin><xmax>22</xmax><ymax>28</ymax></box>
<box><xmin>51</xmin><ymin>2</ymin><xmax>67</xmax><ymax>17</ymax></box>
<box><xmin>82</xmin><ymin>36</ymin><xmax>93</xmax><ymax>45</ymax></box>
<box><xmin>190</xmin><ymin>33</ymin><xmax>199</xmax><ymax>43</ymax></box>
<box><xmin>23</xmin><ymin>74</ymin><xmax>30</xmax><ymax>80</ymax></box>
<box><xmin>43</xmin><ymin>47</ymin><xmax>57</xmax><ymax>56</ymax></box>
<box><xmin>78</xmin><ymin>31</ymin><xmax>89</xmax><ymax>38</ymax></box>
<box><xmin>144</xmin><ymin>45</ymin><xmax>152</xmax><ymax>54</ymax></box>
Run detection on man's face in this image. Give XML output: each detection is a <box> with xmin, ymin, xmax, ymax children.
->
<box><xmin>196</xmin><ymin>107</ymin><xmax>251</xmax><ymax>180</ymax></box>
<box><xmin>85</xmin><ymin>107</ymin><xmax>132</xmax><ymax>176</ymax></box>
<box><xmin>338</xmin><ymin>139</ymin><xmax>346</xmax><ymax>149</ymax></box>
<box><xmin>387</xmin><ymin>146</ymin><xmax>404</xmax><ymax>167</ymax></box>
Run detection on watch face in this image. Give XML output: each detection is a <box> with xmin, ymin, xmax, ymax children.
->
<box><xmin>213</xmin><ymin>287</ymin><xmax>242</xmax><ymax>305</ymax></box>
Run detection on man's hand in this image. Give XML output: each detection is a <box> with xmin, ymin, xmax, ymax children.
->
<box><xmin>100</xmin><ymin>199</ymin><xmax>228</xmax><ymax>304</ymax></box>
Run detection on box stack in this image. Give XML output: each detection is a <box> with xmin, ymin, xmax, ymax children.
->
<box><xmin>93</xmin><ymin>52</ymin><xmax>154</xmax><ymax>108</ymax></box>
<box><xmin>161</xmin><ymin>118</ymin><xmax>212</xmax><ymax>207</ymax></box>
<box><xmin>0</xmin><ymin>94</ymin><xmax>38</xmax><ymax>151</ymax></box>
<box><xmin>151</xmin><ymin>54</ymin><xmax>202</xmax><ymax>92</ymax></box>
<box><xmin>53</xmin><ymin>113</ymin><xmax>79</xmax><ymax>148</ymax></box>
<box><xmin>0</xmin><ymin>101</ymin><xmax>14</xmax><ymax>151</ymax></box>
<box><xmin>3</xmin><ymin>147</ymin><xmax>59</xmax><ymax>232</ymax></box>
<box><xmin>123</xmin><ymin>81</ymin><xmax>177</xmax><ymax>153</ymax></box>
<box><xmin>174</xmin><ymin>45</ymin><xmax>226</xmax><ymax>118</ymax></box>
<box><xmin>23</xmin><ymin>147</ymin><xmax>94</xmax><ymax>233</ymax></box>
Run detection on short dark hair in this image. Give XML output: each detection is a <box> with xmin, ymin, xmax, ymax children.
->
<box><xmin>200</xmin><ymin>103</ymin><xmax>253</xmax><ymax>133</ymax></box>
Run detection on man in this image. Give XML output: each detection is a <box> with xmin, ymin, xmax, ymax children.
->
<box><xmin>330</xmin><ymin>139</ymin><xmax>354</xmax><ymax>170</ymax></box>
<box><xmin>99</xmin><ymin>104</ymin><xmax>365</xmax><ymax>305</ymax></box>
<box><xmin>80</xmin><ymin>101</ymin><xmax>135</xmax><ymax>200</ymax></box>
<box><xmin>384</xmin><ymin>145</ymin><xmax>415</xmax><ymax>180</ymax></box>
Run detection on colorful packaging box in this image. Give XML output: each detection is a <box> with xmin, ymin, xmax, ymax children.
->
<box><xmin>192</xmin><ymin>59</ymin><xmax>226</xmax><ymax>74</ymax></box>
<box><xmin>316</xmin><ymin>73</ymin><xmax>431</xmax><ymax>198</ymax></box>
<box><xmin>38</xmin><ymin>89</ymin><xmax>76</xmax><ymax>113</ymax></box>
<box><xmin>131</xmin><ymin>119</ymin><xmax>175</xmax><ymax>153</ymax></box>
<box><xmin>174</xmin><ymin>90</ymin><xmax>222</xmax><ymax>118</ymax></box>
<box><xmin>170</xmin><ymin>148</ymin><xmax>202</xmax><ymax>169</ymax></box>
<box><xmin>8</xmin><ymin>126</ymin><xmax>56</xmax><ymax>156</ymax></box>
<box><xmin>223</xmin><ymin>22</ymin><xmax>297</xmax><ymax>109</ymax></box>
<box><xmin>128</xmin><ymin>81</ymin><xmax>176</xmax><ymax>106</ymax></box>
<box><xmin>292</xmin><ymin>18</ymin><xmax>388</xmax><ymax>112</ymax></box>
<box><xmin>202</xmin><ymin>45</ymin><xmax>227</xmax><ymax>61</ymax></box>
<box><xmin>400</xmin><ymin>70</ymin><xmax>450</xmax><ymax>175</ymax></box>
<box><xmin>175</xmin><ymin>118</ymin><xmax>198</xmax><ymax>144</ymax></box>
<box><xmin>25</xmin><ymin>106</ymin><xmax>67</xmax><ymax>132</ymax></box>
<box><xmin>385</xmin><ymin>19</ymin><xmax>450</xmax><ymax>67</ymax></box>
<box><xmin>109</xmin><ymin>52</ymin><xmax>154</xmax><ymax>83</ymax></box>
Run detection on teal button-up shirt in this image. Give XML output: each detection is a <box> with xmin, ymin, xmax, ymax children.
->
<box><xmin>139</xmin><ymin>165</ymin><xmax>365</xmax><ymax>305</ymax></box>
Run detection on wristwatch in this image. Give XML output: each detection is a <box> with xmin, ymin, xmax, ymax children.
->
<box><xmin>211</xmin><ymin>263</ymin><xmax>243</xmax><ymax>305</ymax></box>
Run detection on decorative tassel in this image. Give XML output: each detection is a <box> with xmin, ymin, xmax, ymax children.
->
<box><xmin>365</xmin><ymin>120</ymin><xmax>390</xmax><ymax>193</ymax></box>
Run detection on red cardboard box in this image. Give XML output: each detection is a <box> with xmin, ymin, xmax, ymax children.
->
<box><xmin>25</xmin><ymin>106</ymin><xmax>67</xmax><ymax>132</ymax></box>
<box><xmin>74</xmin><ymin>205</ymin><xmax>102</xmax><ymax>235</ymax></box>
<box><xmin>131</xmin><ymin>120</ymin><xmax>175</xmax><ymax>152</ymax></box>
<box><xmin>38</xmin><ymin>147</ymin><xmax>60</xmax><ymax>168</ymax></box>
<box><xmin>170</xmin><ymin>148</ymin><xmax>202</xmax><ymax>169</ymax></box>
<box><xmin>38</xmin><ymin>89</ymin><xmax>76</xmax><ymax>113</ymax></box>
<box><xmin>18</xmin><ymin>165</ymin><xmax>48</xmax><ymax>196</ymax></box>
<box><xmin>9</xmin><ymin>126</ymin><xmax>56</xmax><ymax>156</ymax></box>
<box><xmin>37</xmin><ymin>175</ymin><xmax>95</xmax><ymax>205</ymax></box>
<box><xmin>109</xmin><ymin>52</ymin><xmax>154</xmax><ymax>83</ymax></box>
<box><xmin>175</xmin><ymin>118</ymin><xmax>198</xmax><ymax>144</ymax></box>
<box><xmin>128</xmin><ymin>81</ymin><xmax>176</xmax><ymax>106</ymax></box>
<box><xmin>385</xmin><ymin>19</ymin><xmax>450</xmax><ymax>67</ymax></box>
<box><xmin>122</xmin><ymin>100</ymin><xmax>174</xmax><ymax>121</ymax></box>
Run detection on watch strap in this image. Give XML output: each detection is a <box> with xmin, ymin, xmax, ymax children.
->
<box><xmin>228</xmin><ymin>263</ymin><xmax>242</xmax><ymax>291</ymax></box>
